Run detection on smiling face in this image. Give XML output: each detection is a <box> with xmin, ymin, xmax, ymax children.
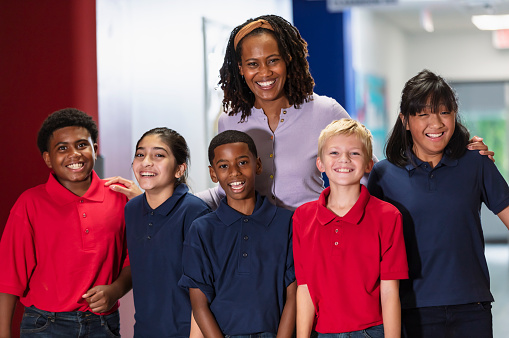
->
<box><xmin>238</xmin><ymin>32</ymin><xmax>288</xmax><ymax>109</ymax></box>
<box><xmin>209</xmin><ymin>142</ymin><xmax>262</xmax><ymax>210</ymax></box>
<box><xmin>132</xmin><ymin>134</ymin><xmax>185</xmax><ymax>196</ymax></box>
<box><xmin>403</xmin><ymin>100</ymin><xmax>456</xmax><ymax>166</ymax></box>
<box><xmin>43</xmin><ymin>126</ymin><xmax>97</xmax><ymax>195</ymax></box>
<box><xmin>317</xmin><ymin>134</ymin><xmax>373</xmax><ymax>188</ymax></box>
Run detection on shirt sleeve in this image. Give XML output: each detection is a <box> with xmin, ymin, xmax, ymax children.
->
<box><xmin>292</xmin><ymin>208</ymin><xmax>307</xmax><ymax>285</ymax></box>
<box><xmin>380</xmin><ymin>208</ymin><xmax>409</xmax><ymax>281</ymax></box>
<box><xmin>0</xmin><ymin>198</ymin><xmax>37</xmax><ymax>297</ymax></box>
<box><xmin>285</xmin><ymin>218</ymin><xmax>296</xmax><ymax>287</ymax></box>
<box><xmin>480</xmin><ymin>155</ymin><xmax>509</xmax><ymax>214</ymax></box>
<box><xmin>179</xmin><ymin>221</ymin><xmax>216</xmax><ymax>303</ymax></box>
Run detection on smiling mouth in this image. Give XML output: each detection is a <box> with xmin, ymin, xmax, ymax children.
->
<box><xmin>334</xmin><ymin>168</ymin><xmax>353</xmax><ymax>173</ymax></box>
<box><xmin>66</xmin><ymin>163</ymin><xmax>84</xmax><ymax>170</ymax></box>
<box><xmin>140</xmin><ymin>172</ymin><xmax>156</xmax><ymax>177</ymax></box>
<box><xmin>256</xmin><ymin>80</ymin><xmax>276</xmax><ymax>88</ymax></box>
<box><xmin>228</xmin><ymin>181</ymin><xmax>246</xmax><ymax>192</ymax></box>
<box><xmin>426</xmin><ymin>132</ymin><xmax>444</xmax><ymax>139</ymax></box>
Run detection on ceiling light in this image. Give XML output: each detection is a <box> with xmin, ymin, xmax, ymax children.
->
<box><xmin>471</xmin><ymin>15</ymin><xmax>509</xmax><ymax>30</ymax></box>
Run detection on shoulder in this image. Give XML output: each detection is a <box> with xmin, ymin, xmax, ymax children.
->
<box><xmin>293</xmin><ymin>199</ymin><xmax>319</xmax><ymax>221</ymax></box>
<box><xmin>303</xmin><ymin>93</ymin><xmax>349</xmax><ymax>119</ymax></box>
<box><xmin>125</xmin><ymin>193</ymin><xmax>144</xmax><ymax>211</ymax></box>
<box><xmin>10</xmin><ymin>184</ymin><xmax>47</xmax><ymax>214</ymax></box>
<box><xmin>366</xmin><ymin>193</ymin><xmax>401</xmax><ymax>218</ymax></box>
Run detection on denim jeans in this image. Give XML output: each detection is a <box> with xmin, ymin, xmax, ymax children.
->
<box><xmin>225</xmin><ymin>333</ymin><xmax>276</xmax><ymax>338</ymax></box>
<box><xmin>20</xmin><ymin>306</ymin><xmax>120</xmax><ymax>338</ymax></box>
<box><xmin>402</xmin><ymin>302</ymin><xmax>493</xmax><ymax>338</ymax></box>
<box><xmin>317</xmin><ymin>324</ymin><xmax>384</xmax><ymax>338</ymax></box>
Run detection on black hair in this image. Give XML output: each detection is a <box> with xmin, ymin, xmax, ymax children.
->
<box><xmin>219</xmin><ymin>14</ymin><xmax>315</xmax><ymax>121</ymax></box>
<box><xmin>208</xmin><ymin>130</ymin><xmax>258</xmax><ymax>165</ymax></box>
<box><xmin>385</xmin><ymin>69</ymin><xmax>470</xmax><ymax>167</ymax></box>
<box><xmin>37</xmin><ymin>108</ymin><xmax>99</xmax><ymax>154</ymax></box>
<box><xmin>136</xmin><ymin>127</ymin><xmax>190</xmax><ymax>187</ymax></box>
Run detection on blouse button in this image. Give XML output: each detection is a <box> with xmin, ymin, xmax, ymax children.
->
<box><xmin>335</xmin><ymin>229</ymin><xmax>338</xmax><ymax>233</ymax></box>
<box><xmin>80</xmin><ymin>200</ymin><xmax>84</xmax><ymax>203</ymax></box>
<box><xmin>244</xmin><ymin>236</ymin><xmax>249</xmax><ymax>240</ymax></box>
<box><xmin>147</xmin><ymin>236</ymin><xmax>151</xmax><ymax>240</ymax></box>
<box><xmin>150</xmin><ymin>211</ymin><xmax>154</xmax><ymax>215</ymax></box>
<box><xmin>82</xmin><ymin>213</ymin><xmax>87</xmax><ymax>218</ymax></box>
<box><xmin>85</xmin><ymin>229</ymin><xmax>89</xmax><ymax>234</ymax></box>
<box><xmin>269</xmin><ymin>154</ymin><xmax>273</xmax><ymax>158</ymax></box>
<box><xmin>270</xmin><ymin>135</ymin><xmax>274</xmax><ymax>140</ymax></box>
<box><xmin>280</xmin><ymin>119</ymin><xmax>284</xmax><ymax>122</ymax></box>
<box><xmin>242</xmin><ymin>253</ymin><xmax>248</xmax><ymax>258</ymax></box>
<box><xmin>149</xmin><ymin>222</ymin><xmax>153</xmax><ymax>227</ymax></box>
<box><xmin>335</xmin><ymin>242</ymin><xmax>338</xmax><ymax>245</ymax></box>
<box><xmin>270</xmin><ymin>175</ymin><xmax>274</xmax><ymax>179</ymax></box>
<box><xmin>283</xmin><ymin>110</ymin><xmax>287</xmax><ymax>114</ymax></box>
<box><xmin>243</xmin><ymin>219</ymin><xmax>249</xmax><ymax>223</ymax></box>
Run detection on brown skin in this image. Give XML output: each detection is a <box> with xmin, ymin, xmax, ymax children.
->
<box><xmin>0</xmin><ymin>293</ymin><xmax>17</xmax><ymax>338</ymax></box>
<box><xmin>82</xmin><ymin>266</ymin><xmax>132</xmax><ymax>313</ymax></box>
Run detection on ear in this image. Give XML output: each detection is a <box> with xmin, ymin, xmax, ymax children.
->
<box><xmin>255</xmin><ymin>157</ymin><xmax>262</xmax><ymax>175</ymax></box>
<box><xmin>43</xmin><ymin>152</ymin><xmax>52</xmax><ymax>169</ymax></box>
<box><xmin>93</xmin><ymin>143</ymin><xmax>98</xmax><ymax>160</ymax></box>
<box><xmin>365</xmin><ymin>159</ymin><xmax>374</xmax><ymax>174</ymax></box>
<box><xmin>238</xmin><ymin>62</ymin><xmax>244</xmax><ymax>76</ymax></box>
<box><xmin>399</xmin><ymin>113</ymin><xmax>409</xmax><ymax>131</ymax></box>
<box><xmin>209</xmin><ymin>166</ymin><xmax>219</xmax><ymax>183</ymax></box>
<box><xmin>175</xmin><ymin>163</ymin><xmax>187</xmax><ymax>179</ymax></box>
<box><xmin>316</xmin><ymin>156</ymin><xmax>325</xmax><ymax>173</ymax></box>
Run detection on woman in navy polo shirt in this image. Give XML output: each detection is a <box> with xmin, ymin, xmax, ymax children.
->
<box><xmin>124</xmin><ymin>128</ymin><xmax>210</xmax><ymax>337</ymax></box>
<box><xmin>368</xmin><ymin>69</ymin><xmax>509</xmax><ymax>338</ymax></box>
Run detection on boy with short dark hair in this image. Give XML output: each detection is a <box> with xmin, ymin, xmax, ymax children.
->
<box><xmin>179</xmin><ymin>130</ymin><xmax>296</xmax><ymax>337</ymax></box>
<box><xmin>293</xmin><ymin>119</ymin><xmax>408</xmax><ymax>338</ymax></box>
<box><xmin>0</xmin><ymin>108</ymin><xmax>131</xmax><ymax>337</ymax></box>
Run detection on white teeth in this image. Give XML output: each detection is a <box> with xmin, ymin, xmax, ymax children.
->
<box><xmin>141</xmin><ymin>172</ymin><xmax>156</xmax><ymax>177</ymax></box>
<box><xmin>257</xmin><ymin>80</ymin><xmax>275</xmax><ymax>87</ymax></box>
<box><xmin>335</xmin><ymin>168</ymin><xmax>352</xmax><ymax>173</ymax></box>
<box><xmin>230</xmin><ymin>181</ymin><xmax>244</xmax><ymax>186</ymax></box>
<box><xmin>67</xmin><ymin>163</ymin><xmax>84</xmax><ymax>169</ymax></box>
<box><xmin>427</xmin><ymin>133</ymin><xmax>443</xmax><ymax>138</ymax></box>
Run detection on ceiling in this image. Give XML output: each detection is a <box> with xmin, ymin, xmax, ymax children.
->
<box><xmin>333</xmin><ymin>0</ymin><xmax>509</xmax><ymax>33</ymax></box>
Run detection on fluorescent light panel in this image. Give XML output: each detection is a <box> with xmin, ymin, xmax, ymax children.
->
<box><xmin>471</xmin><ymin>15</ymin><xmax>509</xmax><ymax>30</ymax></box>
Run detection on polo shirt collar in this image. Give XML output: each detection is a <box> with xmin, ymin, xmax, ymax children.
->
<box><xmin>404</xmin><ymin>150</ymin><xmax>458</xmax><ymax>172</ymax></box>
<box><xmin>316</xmin><ymin>185</ymin><xmax>370</xmax><ymax>226</ymax></box>
<box><xmin>216</xmin><ymin>193</ymin><xmax>276</xmax><ymax>228</ymax></box>
<box><xmin>142</xmin><ymin>183</ymin><xmax>189</xmax><ymax>216</ymax></box>
<box><xmin>45</xmin><ymin>170</ymin><xmax>104</xmax><ymax>205</ymax></box>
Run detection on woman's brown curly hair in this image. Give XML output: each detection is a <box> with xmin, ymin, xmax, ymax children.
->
<box><xmin>219</xmin><ymin>14</ymin><xmax>315</xmax><ymax>121</ymax></box>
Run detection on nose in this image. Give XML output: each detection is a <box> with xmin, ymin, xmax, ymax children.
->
<box><xmin>259</xmin><ymin>63</ymin><xmax>272</xmax><ymax>77</ymax></box>
<box><xmin>229</xmin><ymin>164</ymin><xmax>241</xmax><ymax>176</ymax></box>
<box><xmin>338</xmin><ymin>152</ymin><xmax>351</xmax><ymax>163</ymax></box>
<box><xmin>429</xmin><ymin>113</ymin><xmax>445</xmax><ymax>128</ymax></box>
<box><xmin>141</xmin><ymin>155</ymin><xmax>153</xmax><ymax>167</ymax></box>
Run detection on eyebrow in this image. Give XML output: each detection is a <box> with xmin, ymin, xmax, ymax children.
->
<box><xmin>214</xmin><ymin>155</ymin><xmax>250</xmax><ymax>166</ymax></box>
<box><xmin>136</xmin><ymin>146</ymin><xmax>169</xmax><ymax>154</ymax></box>
<box><xmin>53</xmin><ymin>139</ymin><xmax>90</xmax><ymax>148</ymax></box>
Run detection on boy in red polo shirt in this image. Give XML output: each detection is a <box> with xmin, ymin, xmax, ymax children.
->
<box><xmin>293</xmin><ymin>119</ymin><xmax>408</xmax><ymax>338</ymax></box>
<box><xmin>0</xmin><ymin>108</ymin><xmax>131</xmax><ymax>337</ymax></box>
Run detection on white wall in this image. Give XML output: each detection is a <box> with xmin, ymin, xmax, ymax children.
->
<box><xmin>96</xmin><ymin>1</ymin><xmax>292</xmax><ymax>336</ymax></box>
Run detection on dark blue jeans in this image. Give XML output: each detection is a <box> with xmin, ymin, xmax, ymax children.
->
<box><xmin>20</xmin><ymin>306</ymin><xmax>120</xmax><ymax>338</ymax></box>
<box><xmin>402</xmin><ymin>302</ymin><xmax>493</xmax><ymax>338</ymax></box>
<box><xmin>317</xmin><ymin>324</ymin><xmax>384</xmax><ymax>338</ymax></box>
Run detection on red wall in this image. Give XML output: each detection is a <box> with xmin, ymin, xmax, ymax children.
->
<box><xmin>0</xmin><ymin>1</ymin><xmax>98</xmax><ymax>336</ymax></box>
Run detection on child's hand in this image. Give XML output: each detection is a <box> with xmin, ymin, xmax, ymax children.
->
<box><xmin>82</xmin><ymin>285</ymin><xmax>119</xmax><ymax>313</ymax></box>
<box><xmin>104</xmin><ymin>176</ymin><xmax>143</xmax><ymax>200</ymax></box>
<box><xmin>467</xmin><ymin>136</ymin><xmax>495</xmax><ymax>162</ymax></box>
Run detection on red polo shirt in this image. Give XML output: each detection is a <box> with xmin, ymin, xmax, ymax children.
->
<box><xmin>0</xmin><ymin>170</ymin><xmax>129</xmax><ymax>314</ymax></box>
<box><xmin>293</xmin><ymin>185</ymin><xmax>408</xmax><ymax>333</ymax></box>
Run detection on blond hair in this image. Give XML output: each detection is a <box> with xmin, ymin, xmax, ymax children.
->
<box><xmin>318</xmin><ymin>118</ymin><xmax>373</xmax><ymax>162</ymax></box>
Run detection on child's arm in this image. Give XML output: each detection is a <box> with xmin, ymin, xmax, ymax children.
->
<box><xmin>0</xmin><ymin>292</ymin><xmax>18</xmax><ymax>338</ymax></box>
<box><xmin>296</xmin><ymin>284</ymin><xmax>314</xmax><ymax>338</ymax></box>
<box><xmin>380</xmin><ymin>279</ymin><xmax>401</xmax><ymax>338</ymax></box>
<box><xmin>82</xmin><ymin>266</ymin><xmax>132</xmax><ymax>313</ymax></box>
<box><xmin>190</xmin><ymin>310</ymin><xmax>205</xmax><ymax>338</ymax></box>
<box><xmin>189</xmin><ymin>288</ymin><xmax>223</xmax><ymax>338</ymax></box>
<box><xmin>277</xmin><ymin>281</ymin><xmax>297</xmax><ymax>338</ymax></box>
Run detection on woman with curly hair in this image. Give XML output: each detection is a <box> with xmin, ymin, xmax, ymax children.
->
<box><xmin>197</xmin><ymin>14</ymin><xmax>354</xmax><ymax>211</ymax></box>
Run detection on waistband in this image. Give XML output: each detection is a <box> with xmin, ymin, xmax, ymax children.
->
<box><xmin>25</xmin><ymin>306</ymin><xmax>119</xmax><ymax>323</ymax></box>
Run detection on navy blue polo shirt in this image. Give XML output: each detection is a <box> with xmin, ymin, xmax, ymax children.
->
<box><xmin>125</xmin><ymin>183</ymin><xmax>210</xmax><ymax>338</ymax></box>
<box><xmin>179</xmin><ymin>193</ymin><xmax>295</xmax><ymax>335</ymax></box>
<box><xmin>368</xmin><ymin>150</ymin><xmax>509</xmax><ymax>309</ymax></box>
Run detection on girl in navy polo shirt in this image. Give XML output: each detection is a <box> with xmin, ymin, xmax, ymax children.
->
<box><xmin>124</xmin><ymin>128</ymin><xmax>210</xmax><ymax>337</ymax></box>
<box><xmin>368</xmin><ymin>69</ymin><xmax>509</xmax><ymax>338</ymax></box>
